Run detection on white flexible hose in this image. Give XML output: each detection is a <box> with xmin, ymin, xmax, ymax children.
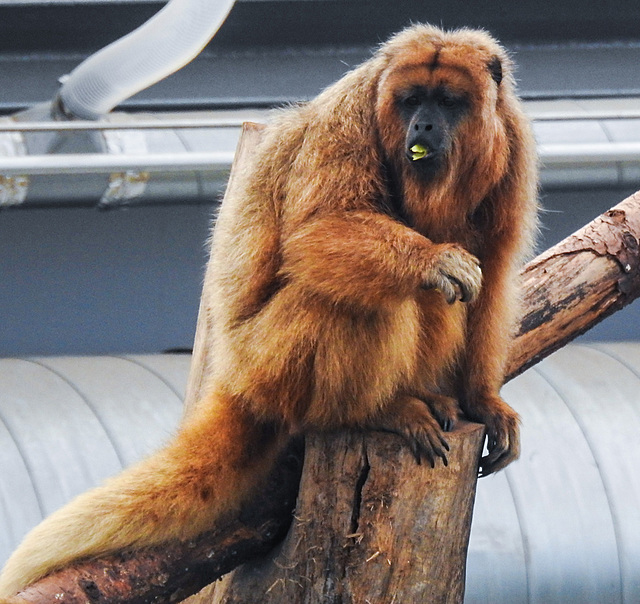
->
<box><xmin>58</xmin><ymin>0</ymin><xmax>236</xmax><ymax>120</ymax></box>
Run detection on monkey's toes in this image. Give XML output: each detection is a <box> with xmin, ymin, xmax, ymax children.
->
<box><xmin>421</xmin><ymin>393</ymin><xmax>459</xmax><ymax>432</ymax></box>
<box><xmin>404</xmin><ymin>424</ymin><xmax>450</xmax><ymax>468</ymax></box>
<box><xmin>476</xmin><ymin>403</ymin><xmax>520</xmax><ymax>477</ymax></box>
<box><xmin>375</xmin><ymin>396</ymin><xmax>450</xmax><ymax>468</ymax></box>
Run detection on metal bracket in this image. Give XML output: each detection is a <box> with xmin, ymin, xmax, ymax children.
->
<box><xmin>0</xmin><ymin>121</ymin><xmax>28</xmax><ymax>207</ymax></box>
<box><xmin>100</xmin><ymin>128</ymin><xmax>150</xmax><ymax>207</ymax></box>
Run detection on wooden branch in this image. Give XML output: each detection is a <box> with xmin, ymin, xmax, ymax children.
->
<box><xmin>507</xmin><ymin>190</ymin><xmax>640</xmax><ymax>379</ymax></box>
<box><xmin>12</xmin><ymin>121</ymin><xmax>640</xmax><ymax>603</ymax></box>
<box><xmin>12</xmin><ymin>439</ymin><xmax>304</xmax><ymax>604</ymax></box>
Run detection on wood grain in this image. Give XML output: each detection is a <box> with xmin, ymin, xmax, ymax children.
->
<box><xmin>206</xmin><ymin>424</ymin><xmax>484</xmax><ymax>604</ymax></box>
<box><xmin>508</xmin><ymin>190</ymin><xmax>640</xmax><ymax>378</ymax></box>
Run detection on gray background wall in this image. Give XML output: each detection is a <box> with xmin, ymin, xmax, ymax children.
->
<box><xmin>1</xmin><ymin>186</ymin><xmax>638</xmax><ymax>357</ymax></box>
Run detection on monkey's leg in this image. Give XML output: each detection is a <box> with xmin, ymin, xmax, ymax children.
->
<box><xmin>0</xmin><ymin>392</ymin><xmax>285</xmax><ymax>598</ymax></box>
<box><xmin>366</xmin><ymin>395</ymin><xmax>451</xmax><ymax>467</ymax></box>
<box><xmin>461</xmin><ymin>234</ymin><xmax>522</xmax><ymax>476</ymax></box>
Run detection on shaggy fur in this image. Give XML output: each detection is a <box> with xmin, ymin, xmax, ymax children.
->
<box><xmin>0</xmin><ymin>24</ymin><xmax>538</xmax><ymax>598</ymax></box>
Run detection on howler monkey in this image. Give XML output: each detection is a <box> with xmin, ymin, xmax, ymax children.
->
<box><xmin>0</xmin><ymin>24</ymin><xmax>538</xmax><ymax>598</ymax></box>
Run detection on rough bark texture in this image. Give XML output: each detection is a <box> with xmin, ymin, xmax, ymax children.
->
<box><xmin>205</xmin><ymin>425</ymin><xmax>484</xmax><ymax>604</ymax></box>
<box><xmin>10</xmin><ymin>124</ymin><xmax>640</xmax><ymax>603</ymax></box>
<box><xmin>507</xmin><ymin>190</ymin><xmax>640</xmax><ymax>378</ymax></box>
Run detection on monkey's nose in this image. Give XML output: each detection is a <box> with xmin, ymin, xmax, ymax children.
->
<box><xmin>414</xmin><ymin>122</ymin><xmax>433</xmax><ymax>132</ymax></box>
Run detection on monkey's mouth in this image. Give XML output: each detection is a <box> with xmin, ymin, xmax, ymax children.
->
<box><xmin>406</xmin><ymin>144</ymin><xmax>440</xmax><ymax>169</ymax></box>
<box><xmin>409</xmin><ymin>144</ymin><xmax>430</xmax><ymax>161</ymax></box>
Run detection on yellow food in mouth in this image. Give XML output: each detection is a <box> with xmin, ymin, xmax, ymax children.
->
<box><xmin>410</xmin><ymin>144</ymin><xmax>429</xmax><ymax>161</ymax></box>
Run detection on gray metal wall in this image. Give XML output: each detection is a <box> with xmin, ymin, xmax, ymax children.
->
<box><xmin>1</xmin><ymin>0</ymin><xmax>640</xmax><ymax>356</ymax></box>
<box><xmin>2</xmin><ymin>0</ymin><xmax>640</xmax><ymax>356</ymax></box>
<box><xmin>0</xmin><ymin>203</ymin><xmax>213</xmax><ymax>356</ymax></box>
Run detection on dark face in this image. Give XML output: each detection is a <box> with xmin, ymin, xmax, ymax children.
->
<box><xmin>396</xmin><ymin>86</ymin><xmax>469</xmax><ymax>178</ymax></box>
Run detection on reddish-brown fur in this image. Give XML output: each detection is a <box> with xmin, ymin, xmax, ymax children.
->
<box><xmin>0</xmin><ymin>24</ymin><xmax>537</xmax><ymax>598</ymax></box>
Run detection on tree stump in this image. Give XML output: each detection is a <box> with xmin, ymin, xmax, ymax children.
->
<box><xmin>205</xmin><ymin>425</ymin><xmax>485</xmax><ymax>604</ymax></box>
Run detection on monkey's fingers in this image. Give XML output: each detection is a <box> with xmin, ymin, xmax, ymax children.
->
<box><xmin>422</xmin><ymin>246</ymin><xmax>483</xmax><ymax>304</ymax></box>
<box><xmin>441</xmin><ymin>272</ymin><xmax>477</xmax><ymax>304</ymax></box>
<box><xmin>422</xmin><ymin>272</ymin><xmax>459</xmax><ymax>304</ymax></box>
<box><xmin>419</xmin><ymin>392</ymin><xmax>459</xmax><ymax>432</ymax></box>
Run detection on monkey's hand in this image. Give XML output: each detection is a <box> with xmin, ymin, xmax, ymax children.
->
<box><xmin>467</xmin><ymin>394</ymin><xmax>520</xmax><ymax>476</ymax></box>
<box><xmin>420</xmin><ymin>244</ymin><xmax>482</xmax><ymax>304</ymax></box>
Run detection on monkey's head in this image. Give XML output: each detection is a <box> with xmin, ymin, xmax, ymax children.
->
<box><xmin>374</xmin><ymin>25</ymin><xmax>511</xmax><ymax>194</ymax></box>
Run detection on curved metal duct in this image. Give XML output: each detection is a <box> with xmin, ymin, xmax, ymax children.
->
<box><xmin>1</xmin><ymin>344</ymin><xmax>639</xmax><ymax>602</ymax></box>
<box><xmin>0</xmin><ymin>0</ymin><xmax>237</xmax><ymax>208</ymax></box>
<box><xmin>57</xmin><ymin>0</ymin><xmax>236</xmax><ymax>120</ymax></box>
<box><xmin>0</xmin><ymin>355</ymin><xmax>186</xmax><ymax>558</ymax></box>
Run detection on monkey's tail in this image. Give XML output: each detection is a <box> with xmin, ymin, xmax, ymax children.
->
<box><xmin>0</xmin><ymin>389</ymin><xmax>286</xmax><ymax>598</ymax></box>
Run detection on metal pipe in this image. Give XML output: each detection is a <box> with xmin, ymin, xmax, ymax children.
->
<box><xmin>1</xmin><ymin>112</ymin><xmax>638</xmax><ymax>133</ymax></box>
<box><xmin>0</xmin><ymin>118</ymin><xmax>256</xmax><ymax>132</ymax></box>
<box><xmin>0</xmin><ymin>151</ymin><xmax>235</xmax><ymax>175</ymax></box>
<box><xmin>527</xmin><ymin>108</ymin><xmax>640</xmax><ymax>121</ymax></box>
<box><xmin>2</xmin><ymin>144</ymin><xmax>640</xmax><ymax>176</ymax></box>
<box><xmin>539</xmin><ymin>142</ymin><xmax>640</xmax><ymax>164</ymax></box>
<box><xmin>2</xmin><ymin>110</ymin><xmax>640</xmax><ymax>207</ymax></box>
<box><xmin>0</xmin><ymin>111</ymin><xmax>242</xmax><ymax>207</ymax></box>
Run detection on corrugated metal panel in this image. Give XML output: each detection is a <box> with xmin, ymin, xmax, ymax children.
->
<box><xmin>468</xmin><ymin>343</ymin><xmax>640</xmax><ymax>604</ymax></box>
<box><xmin>0</xmin><ymin>354</ymin><xmax>183</xmax><ymax>559</ymax></box>
<box><xmin>1</xmin><ymin>345</ymin><xmax>639</xmax><ymax>602</ymax></box>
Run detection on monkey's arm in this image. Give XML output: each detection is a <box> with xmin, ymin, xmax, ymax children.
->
<box><xmin>281</xmin><ymin>210</ymin><xmax>481</xmax><ymax>309</ymax></box>
<box><xmin>459</xmin><ymin>226</ymin><xmax>525</xmax><ymax>476</ymax></box>
<box><xmin>457</xmin><ymin>103</ymin><xmax>538</xmax><ymax>476</ymax></box>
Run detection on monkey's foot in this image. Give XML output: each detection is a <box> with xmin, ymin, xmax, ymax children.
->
<box><xmin>371</xmin><ymin>395</ymin><xmax>450</xmax><ymax>467</ymax></box>
<box><xmin>467</xmin><ymin>395</ymin><xmax>520</xmax><ymax>477</ymax></box>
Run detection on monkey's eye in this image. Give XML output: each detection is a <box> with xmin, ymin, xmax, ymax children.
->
<box><xmin>404</xmin><ymin>96</ymin><xmax>421</xmax><ymax>107</ymax></box>
<box><xmin>439</xmin><ymin>96</ymin><xmax>457</xmax><ymax>108</ymax></box>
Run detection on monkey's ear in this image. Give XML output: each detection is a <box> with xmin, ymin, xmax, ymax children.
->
<box><xmin>487</xmin><ymin>56</ymin><xmax>503</xmax><ymax>86</ymax></box>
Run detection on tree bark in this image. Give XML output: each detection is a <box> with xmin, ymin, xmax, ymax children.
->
<box><xmin>207</xmin><ymin>426</ymin><xmax>484</xmax><ymax>604</ymax></box>
<box><xmin>10</xmin><ymin>124</ymin><xmax>640</xmax><ymax>603</ymax></box>
<box><xmin>507</xmin><ymin>190</ymin><xmax>640</xmax><ymax>378</ymax></box>
<box><xmin>11</xmin><ymin>439</ymin><xmax>305</xmax><ymax>604</ymax></box>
